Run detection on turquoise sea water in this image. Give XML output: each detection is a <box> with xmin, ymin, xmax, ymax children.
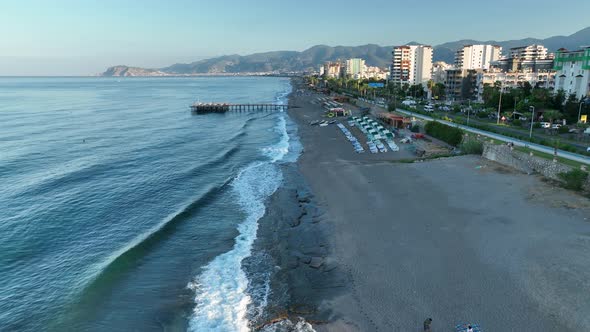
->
<box><xmin>0</xmin><ymin>77</ymin><xmax>298</xmax><ymax>331</ymax></box>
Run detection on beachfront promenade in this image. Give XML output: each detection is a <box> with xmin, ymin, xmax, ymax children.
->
<box><xmin>393</xmin><ymin>108</ymin><xmax>590</xmax><ymax>165</ymax></box>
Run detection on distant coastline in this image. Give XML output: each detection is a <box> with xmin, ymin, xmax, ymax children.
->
<box><xmin>99</xmin><ymin>27</ymin><xmax>589</xmax><ymax>77</ymax></box>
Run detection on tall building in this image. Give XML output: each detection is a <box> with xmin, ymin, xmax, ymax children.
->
<box><xmin>390</xmin><ymin>45</ymin><xmax>433</xmax><ymax>86</ymax></box>
<box><xmin>432</xmin><ymin>61</ymin><xmax>452</xmax><ymax>84</ymax></box>
<box><xmin>554</xmin><ymin>47</ymin><xmax>590</xmax><ymax>99</ymax></box>
<box><xmin>323</xmin><ymin>61</ymin><xmax>342</xmax><ymax>78</ymax></box>
<box><xmin>455</xmin><ymin>44</ymin><xmax>502</xmax><ymax>70</ymax></box>
<box><xmin>492</xmin><ymin>44</ymin><xmax>554</xmax><ymax>72</ymax></box>
<box><xmin>445</xmin><ymin>69</ymin><xmax>479</xmax><ymax>101</ymax></box>
<box><xmin>509</xmin><ymin>44</ymin><xmax>550</xmax><ymax>60</ymax></box>
<box><xmin>345</xmin><ymin>58</ymin><xmax>366</xmax><ymax>76</ymax></box>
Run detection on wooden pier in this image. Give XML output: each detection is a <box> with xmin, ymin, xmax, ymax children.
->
<box><xmin>190</xmin><ymin>103</ymin><xmax>294</xmax><ymax>114</ymax></box>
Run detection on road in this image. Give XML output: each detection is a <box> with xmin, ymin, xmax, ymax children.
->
<box><xmin>393</xmin><ymin>108</ymin><xmax>590</xmax><ymax>165</ymax></box>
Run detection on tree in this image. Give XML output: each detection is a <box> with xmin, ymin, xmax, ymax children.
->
<box><xmin>543</xmin><ymin>110</ymin><xmax>563</xmax><ymax>124</ymax></box>
<box><xmin>521</xmin><ymin>81</ymin><xmax>533</xmax><ymax>97</ymax></box>
<box><xmin>432</xmin><ymin>83</ymin><xmax>446</xmax><ymax>100</ymax></box>
<box><xmin>563</xmin><ymin>94</ymin><xmax>580</xmax><ymax>124</ymax></box>
<box><xmin>408</xmin><ymin>84</ymin><xmax>425</xmax><ymax>99</ymax></box>
<box><xmin>482</xmin><ymin>83</ymin><xmax>500</xmax><ymax>108</ymax></box>
<box><xmin>551</xmin><ymin>89</ymin><xmax>566</xmax><ymax>109</ymax></box>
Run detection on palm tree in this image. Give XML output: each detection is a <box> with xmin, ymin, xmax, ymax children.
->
<box><xmin>543</xmin><ymin>110</ymin><xmax>563</xmax><ymax>125</ymax></box>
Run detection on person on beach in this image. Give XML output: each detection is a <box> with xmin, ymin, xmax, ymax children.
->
<box><xmin>467</xmin><ymin>324</ymin><xmax>474</xmax><ymax>332</ymax></box>
<box><xmin>424</xmin><ymin>317</ymin><xmax>432</xmax><ymax>331</ymax></box>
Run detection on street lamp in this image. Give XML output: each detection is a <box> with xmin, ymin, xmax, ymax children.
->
<box><xmin>529</xmin><ymin>106</ymin><xmax>535</xmax><ymax>139</ymax></box>
<box><xmin>578</xmin><ymin>98</ymin><xmax>586</xmax><ymax>123</ymax></box>
<box><xmin>497</xmin><ymin>81</ymin><xmax>503</xmax><ymax>125</ymax></box>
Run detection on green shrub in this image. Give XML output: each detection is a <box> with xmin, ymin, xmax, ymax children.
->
<box><xmin>424</xmin><ymin>121</ymin><xmax>463</xmax><ymax>146</ymax></box>
<box><xmin>477</xmin><ymin>111</ymin><xmax>489</xmax><ymax>118</ymax></box>
<box><xmin>512</xmin><ymin>119</ymin><xmax>522</xmax><ymax>127</ymax></box>
<box><xmin>558</xmin><ymin>169</ymin><xmax>588</xmax><ymax>191</ymax></box>
<box><xmin>410</xmin><ymin>124</ymin><xmax>420</xmax><ymax>132</ymax></box>
<box><xmin>557</xmin><ymin>126</ymin><xmax>569</xmax><ymax>134</ymax></box>
<box><xmin>460</xmin><ymin>139</ymin><xmax>484</xmax><ymax>155</ymax></box>
<box><xmin>533</xmin><ymin>122</ymin><xmax>542</xmax><ymax>129</ymax></box>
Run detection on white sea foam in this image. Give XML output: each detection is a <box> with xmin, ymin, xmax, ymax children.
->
<box><xmin>187</xmin><ymin>160</ymin><xmax>282</xmax><ymax>332</ymax></box>
<box><xmin>188</xmin><ymin>81</ymin><xmax>313</xmax><ymax>332</ymax></box>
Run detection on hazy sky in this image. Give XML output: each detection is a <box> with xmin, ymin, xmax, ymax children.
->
<box><xmin>2</xmin><ymin>0</ymin><xmax>589</xmax><ymax>75</ymax></box>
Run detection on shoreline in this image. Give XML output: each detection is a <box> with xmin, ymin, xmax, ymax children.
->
<box><xmin>245</xmin><ymin>80</ymin><xmax>345</xmax><ymax>330</ymax></box>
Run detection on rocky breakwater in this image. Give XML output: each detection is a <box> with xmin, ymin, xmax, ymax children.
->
<box><xmin>243</xmin><ymin>164</ymin><xmax>347</xmax><ymax>331</ymax></box>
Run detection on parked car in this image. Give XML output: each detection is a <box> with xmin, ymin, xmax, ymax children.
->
<box><xmin>551</xmin><ymin>123</ymin><xmax>562</xmax><ymax>129</ymax></box>
<box><xmin>424</xmin><ymin>104</ymin><xmax>434</xmax><ymax>112</ymax></box>
<box><xmin>540</xmin><ymin>122</ymin><xmax>551</xmax><ymax>129</ymax></box>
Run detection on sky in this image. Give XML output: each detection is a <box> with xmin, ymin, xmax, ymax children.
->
<box><xmin>1</xmin><ymin>0</ymin><xmax>589</xmax><ymax>76</ymax></box>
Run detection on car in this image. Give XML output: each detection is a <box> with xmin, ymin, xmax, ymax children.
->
<box><xmin>424</xmin><ymin>105</ymin><xmax>434</xmax><ymax>112</ymax></box>
<box><xmin>540</xmin><ymin>122</ymin><xmax>551</xmax><ymax>128</ymax></box>
<box><xmin>587</xmin><ymin>147</ymin><xmax>590</xmax><ymax>152</ymax></box>
<box><xmin>551</xmin><ymin>123</ymin><xmax>562</xmax><ymax>129</ymax></box>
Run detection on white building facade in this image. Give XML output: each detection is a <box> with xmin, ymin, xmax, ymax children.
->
<box><xmin>554</xmin><ymin>47</ymin><xmax>590</xmax><ymax>100</ymax></box>
<box><xmin>509</xmin><ymin>44</ymin><xmax>549</xmax><ymax>60</ymax></box>
<box><xmin>432</xmin><ymin>61</ymin><xmax>452</xmax><ymax>83</ymax></box>
<box><xmin>345</xmin><ymin>58</ymin><xmax>366</xmax><ymax>76</ymax></box>
<box><xmin>476</xmin><ymin>69</ymin><xmax>555</xmax><ymax>101</ymax></box>
<box><xmin>390</xmin><ymin>45</ymin><xmax>433</xmax><ymax>86</ymax></box>
<box><xmin>455</xmin><ymin>44</ymin><xmax>502</xmax><ymax>70</ymax></box>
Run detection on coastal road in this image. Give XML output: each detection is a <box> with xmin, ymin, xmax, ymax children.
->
<box><xmin>393</xmin><ymin>108</ymin><xmax>590</xmax><ymax>165</ymax></box>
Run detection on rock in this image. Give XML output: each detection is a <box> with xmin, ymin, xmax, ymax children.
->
<box><xmin>309</xmin><ymin>257</ymin><xmax>324</xmax><ymax>269</ymax></box>
<box><xmin>287</xmin><ymin>255</ymin><xmax>299</xmax><ymax>269</ymax></box>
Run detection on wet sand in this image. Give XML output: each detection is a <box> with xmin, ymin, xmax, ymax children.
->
<box><xmin>277</xmin><ymin>78</ymin><xmax>590</xmax><ymax>331</ymax></box>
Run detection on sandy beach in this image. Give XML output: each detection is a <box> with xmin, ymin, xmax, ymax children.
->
<box><xmin>251</xmin><ymin>78</ymin><xmax>590</xmax><ymax>332</ymax></box>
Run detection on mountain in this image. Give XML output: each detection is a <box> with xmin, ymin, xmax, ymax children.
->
<box><xmin>433</xmin><ymin>27</ymin><xmax>590</xmax><ymax>63</ymax></box>
<box><xmin>102</xmin><ymin>65</ymin><xmax>167</xmax><ymax>77</ymax></box>
<box><xmin>101</xmin><ymin>27</ymin><xmax>590</xmax><ymax>76</ymax></box>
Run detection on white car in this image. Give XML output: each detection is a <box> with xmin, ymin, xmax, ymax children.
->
<box><xmin>540</xmin><ymin>122</ymin><xmax>551</xmax><ymax>129</ymax></box>
<box><xmin>551</xmin><ymin>124</ymin><xmax>562</xmax><ymax>129</ymax></box>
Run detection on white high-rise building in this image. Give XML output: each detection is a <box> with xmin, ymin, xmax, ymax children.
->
<box><xmin>390</xmin><ymin>45</ymin><xmax>433</xmax><ymax>86</ymax></box>
<box><xmin>345</xmin><ymin>58</ymin><xmax>366</xmax><ymax>76</ymax></box>
<box><xmin>509</xmin><ymin>44</ymin><xmax>550</xmax><ymax>60</ymax></box>
<box><xmin>432</xmin><ymin>61</ymin><xmax>452</xmax><ymax>84</ymax></box>
<box><xmin>455</xmin><ymin>44</ymin><xmax>502</xmax><ymax>70</ymax></box>
<box><xmin>554</xmin><ymin>46</ymin><xmax>590</xmax><ymax>100</ymax></box>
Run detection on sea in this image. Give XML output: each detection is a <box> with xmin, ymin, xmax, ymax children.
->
<box><xmin>0</xmin><ymin>76</ymin><xmax>305</xmax><ymax>331</ymax></box>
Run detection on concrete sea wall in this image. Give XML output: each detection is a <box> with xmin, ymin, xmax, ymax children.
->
<box><xmin>482</xmin><ymin>142</ymin><xmax>590</xmax><ymax>191</ymax></box>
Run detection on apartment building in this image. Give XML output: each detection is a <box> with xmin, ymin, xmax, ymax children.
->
<box><xmin>345</xmin><ymin>58</ymin><xmax>366</xmax><ymax>76</ymax></box>
<box><xmin>445</xmin><ymin>69</ymin><xmax>479</xmax><ymax>101</ymax></box>
<box><xmin>323</xmin><ymin>61</ymin><xmax>343</xmax><ymax>78</ymax></box>
<box><xmin>390</xmin><ymin>45</ymin><xmax>433</xmax><ymax>86</ymax></box>
<box><xmin>455</xmin><ymin>44</ymin><xmax>502</xmax><ymax>70</ymax></box>
<box><xmin>492</xmin><ymin>44</ymin><xmax>554</xmax><ymax>72</ymax></box>
<box><xmin>554</xmin><ymin>46</ymin><xmax>590</xmax><ymax>99</ymax></box>
<box><xmin>432</xmin><ymin>61</ymin><xmax>452</xmax><ymax>84</ymax></box>
<box><xmin>476</xmin><ymin>69</ymin><xmax>555</xmax><ymax>101</ymax></box>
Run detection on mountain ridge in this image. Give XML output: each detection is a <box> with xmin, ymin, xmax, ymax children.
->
<box><xmin>101</xmin><ymin>27</ymin><xmax>590</xmax><ymax>76</ymax></box>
